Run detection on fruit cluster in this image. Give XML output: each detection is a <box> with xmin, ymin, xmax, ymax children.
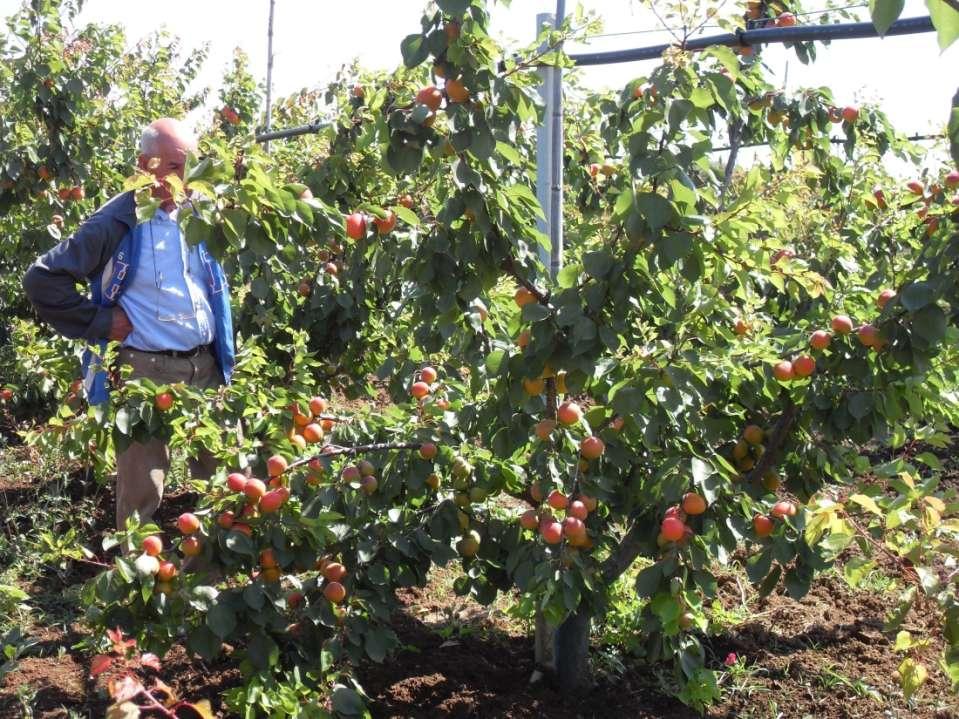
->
<box><xmin>519</xmin><ymin>488</ymin><xmax>597</xmax><ymax>549</ymax></box>
<box><xmin>657</xmin><ymin>492</ymin><xmax>708</xmax><ymax>549</ymax></box>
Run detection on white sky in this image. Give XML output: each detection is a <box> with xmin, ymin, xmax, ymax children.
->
<box><xmin>1</xmin><ymin>0</ymin><xmax>956</xmax><ymax>149</ymax></box>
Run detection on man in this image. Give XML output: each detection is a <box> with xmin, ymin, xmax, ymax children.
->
<box><xmin>23</xmin><ymin>118</ymin><xmax>235</xmax><ymax>531</ymax></box>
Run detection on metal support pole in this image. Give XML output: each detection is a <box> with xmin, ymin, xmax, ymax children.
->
<box><xmin>254</xmin><ymin>121</ymin><xmax>330</xmax><ymax>143</ymax></box>
<box><xmin>534</xmin><ymin>12</ymin><xmax>555</xmax><ymax>274</ymax></box>
<box><xmin>548</xmin><ymin>0</ymin><xmax>565</xmax><ymax>281</ymax></box>
<box><xmin>568</xmin><ymin>16</ymin><xmax>934</xmax><ymax>66</ymax></box>
<box><xmin>263</xmin><ymin>0</ymin><xmax>276</xmax><ymax>153</ymax></box>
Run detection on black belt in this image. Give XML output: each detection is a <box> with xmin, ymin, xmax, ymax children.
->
<box><xmin>126</xmin><ymin>344</ymin><xmax>212</xmax><ymax>359</ymax></box>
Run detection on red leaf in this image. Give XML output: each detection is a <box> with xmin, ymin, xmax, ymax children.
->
<box><xmin>90</xmin><ymin>654</ymin><xmax>113</xmax><ymax>677</ymax></box>
<box><xmin>139</xmin><ymin>652</ymin><xmax>161</xmax><ymax>671</ymax></box>
<box><xmin>107</xmin><ymin>626</ymin><xmax>137</xmax><ymax>655</ymax></box>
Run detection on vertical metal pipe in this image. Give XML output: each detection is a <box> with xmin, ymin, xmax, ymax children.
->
<box><xmin>548</xmin><ymin>0</ymin><xmax>565</xmax><ymax>280</ymax></box>
<box><xmin>263</xmin><ymin>0</ymin><xmax>276</xmax><ymax>153</ymax></box>
<box><xmin>535</xmin><ymin>13</ymin><xmax>555</xmax><ymax>274</ymax></box>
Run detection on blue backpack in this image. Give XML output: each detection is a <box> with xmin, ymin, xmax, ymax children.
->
<box><xmin>80</xmin><ymin>223</ymin><xmax>235</xmax><ymax>405</ymax></box>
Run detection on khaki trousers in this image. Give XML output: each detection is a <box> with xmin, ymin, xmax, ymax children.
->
<box><xmin>115</xmin><ymin>347</ymin><xmax>223</xmax><ymax>530</ymax></box>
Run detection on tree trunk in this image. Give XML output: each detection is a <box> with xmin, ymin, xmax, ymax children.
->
<box><xmin>533</xmin><ymin>610</ymin><xmax>555</xmax><ymax>675</ymax></box>
<box><xmin>554</xmin><ymin>604</ymin><xmax>591</xmax><ymax>692</ymax></box>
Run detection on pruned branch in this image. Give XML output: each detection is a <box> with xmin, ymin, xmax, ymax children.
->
<box><xmin>288</xmin><ymin>442</ymin><xmax>424</xmax><ymax>471</ymax></box>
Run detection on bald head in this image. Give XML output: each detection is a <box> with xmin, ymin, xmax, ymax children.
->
<box><xmin>139</xmin><ymin>117</ymin><xmax>196</xmax><ymax>157</ymax></box>
<box><xmin>138</xmin><ymin>118</ymin><xmax>196</xmax><ymax>209</ymax></box>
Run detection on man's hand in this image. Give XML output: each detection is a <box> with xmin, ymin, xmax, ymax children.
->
<box><xmin>108</xmin><ymin>307</ymin><xmax>133</xmax><ymax>341</ymax></box>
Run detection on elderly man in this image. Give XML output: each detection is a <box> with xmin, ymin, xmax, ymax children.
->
<box><xmin>23</xmin><ymin>118</ymin><xmax>235</xmax><ymax>531</ymax></box>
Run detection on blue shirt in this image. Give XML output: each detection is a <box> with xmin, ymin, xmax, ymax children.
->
<box><xmin>118</xmin><ymin>208</ymin><xmax>215</xmax><ymax>352</ymax></box>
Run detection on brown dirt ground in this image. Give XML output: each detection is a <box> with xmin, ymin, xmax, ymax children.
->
<box><xmin>1</xmin><ymin>443</ymin><xmax>957</xmax><ymax>718</ymax></box>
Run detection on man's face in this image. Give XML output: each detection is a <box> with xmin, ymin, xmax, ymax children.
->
<box><xmin>138</xmin><ymin>134</ymin><xmax>195</xmax><ymax>204</ymax></box>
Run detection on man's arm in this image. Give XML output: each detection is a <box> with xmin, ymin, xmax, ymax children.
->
<box><xmin>22</xmin><ymin>210</ymin><xmax>130</xmax><ymax>341</ymax></box>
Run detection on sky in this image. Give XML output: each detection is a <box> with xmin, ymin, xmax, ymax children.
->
<box><xmin>1</xmin><ymin>0</ymin><xmax>956</xmax><ymax>156</ymax></box>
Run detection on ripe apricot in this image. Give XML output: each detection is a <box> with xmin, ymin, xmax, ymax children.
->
<box><xmin>661</xmin><ymin>517</ymin><xmax>685</xmax><ymax>542</ymax></box>
<box><xmin>540</xmin><ymin>521</ymin><xmax>563</xmax><ymax>544</ymax></box>
<box><xmin>772</xmin><ymin>360</ymin><xmax>794</xmax><ymax>382</ymax></box>
<box><xmin>682</xmin><ymin>492</ymin><xmax>707</xmax><ymax>515</ymax></box>
<box><xmin>411</xmin><ymin>381</ymin><xmax>430</xmax><ymax>399</ymax></box>
<box><xmin>547</xmin><ymin>490</ymin><xmax>569</xmax><ymax>510</ymax></box>
<box><xmin>580</xmin><ymin>436</ymin><xmax>605</xmax><ymax>460</ymax></box>
<box><xmin>771</xmin><ymin>500</ymin><xmax>797</xmax><ymax>518</ymax></box>
<box><xmin>323</xmin><ymin>562</ymin><xmax>347</xmax><ymax>582</ymax></box>
<box><xmin>142</xmin><ymin>535</ymin><xmax>163</xmax><ymax>557</ymax></box>
<box><xmin>753</xmin><ymin>514</ymin><xmax>774</xmax><ymax>537</ymax></box>
<box><xmin>831</xmin><ymin>315</ymin><xmax>854</xmax><ymax>334</ymax></box>
<box><xmin>514</xmin><ymin>287</ymin><xmax>536</xmax><ymax>307</ymax></box>
<box><xmin>324</xmin><ymin>581</ymin><xmax>346</xmax><ymax>603</ymax></box>
<box><xmin>743</xmin><ymin>425</ymin><xmax>764</xmax><ymax>446</ymax></box>
<box><xmin>557</xmin><ymin>401</ymin><xmax>582</xmax><ymax>425</ymax></box>
<box><xmin>303</xmin><ymin>423</ymin><xmax>324</xmax><ymax>444</ymax></box>
<box><xmin>157</xmin><ymin>561</ymin><xmax>177</xmax><ymax>582</ymax></box>
<box><xmin>244</xmin><ymin>478</ymin><xmax>267</xmax><ymax>502</ymax></box>
<box><xmin>177</xmin><ymin>513</ymin><xmax>200</xmax><ymax>535</ymax></box>
<box><xmin>181</xmin><ymin>536</ymin><xmax>201</xmax><ymax>557</ymax></box>
<box><xmin>793</xmin><ymin>355</ymin><xmax>816</xmax><ymax>378</ymax></box>
<box><xmin>810</xmin><ymin>330</ymin><xmax>831</xmax><ymax>350</ymax></box>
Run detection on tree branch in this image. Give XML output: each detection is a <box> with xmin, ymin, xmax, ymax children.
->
<box><xmin>743</xmin><ymin>395</ymin><xmax>799</xmax><ymax>484</ymax></box>
<box><xmin>499</xmin><ymin>248</ymin><xmax>551</xmax><ymax>305</ymax></box>
<box><xmin>601</xmin><ymin>514</ymin><xmax>652</xmax><ymax>584</ymax></box>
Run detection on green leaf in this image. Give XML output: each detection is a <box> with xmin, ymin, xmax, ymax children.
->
<box><xmin>842</xmin><ymin>556</ymin><xmax>876</xmax><ymax>588</ymax></box>
<box><xmin>115</xmin><ymin>407</ymin><xmax>132</xmax><ymax>435</ymax></box>
<box><xmin>869</xmin><ymin>0</ymin><xmax>905</xmax><ymax>36</ymax></box>
<box><xmin>495</xmin><ymin>141</ymin><xmax>522</xmax><ymax>166</ymax></box>
<box><xmin>224</xmin><ymin>530</ymin><xmax>254</xmax><ymax>556</ymax></box>
<box><xmin>691</xmin><ymin>457</ymin><xmax>714</xmax><ymax>485</ymax></box>
<box><xmin>927</xmin><ymin>0</ymin><xmax>959</xmax><ymax>51</ymax></box>
<box><xmin>393</xmin><ymin>206</ymin><xmax>419</xmax><ymax>227</ymax></box>
<box><xmin>884</xmin><ymin>587</ymin><xmax>916</xmax><ymax>632</ymax></box>
<box><xmin>400</xmin><ymin>34</ymin><xmax>429</xmax><ymax>68</ymax></box>
<box><xmin>746</xmin><ymin>548</ymin><xmax>772</xmax><ymax>584</ymax></box>
<box><xmin>557</xmin><ymin>263</ymin><xmax>581</xmax><ymax>289</ymax></box>
<box><xmin>636</xmin><ymin>192</ymin><xmax>676</xmax><ymax>231</ymax></box>
<box><xmin>186</xmin><ymin>626</ymin><xmax>221</xmax><ymax>661</ymax></box>
<box><xmin>364</xmin><ymin>627</ymin><xmax>391</xmax><ymax>662</ymax></box>
<box><xmin>331</xmin><ymin>685</ymin><xmax>367</xmax><ymax>716</ymax></box>
<box><xmin>521</xmin><ymin>303</ymin><xmax>551</xmax><ymax>323</ymax></box>
<box><xmin>438</xmin><ymin>0</ymin><xmax>471</xmax><ymax>14</ymax></box>
<box><xmin>848</xmin><ymin>392</ymin><xmax>874</xmax><ymax>420</ymax></box>
<box><xmin>912</xmin><ymin>304</ymin><xmax>947</xmax><ymax>347</ymax></box>
<box><xmin>613</xmin><ymin>187</ymin><xmax>634</xmax><ymax>219</ymax></box>
<box><xmin>900</xmin><ymin>281</ymin><xmax>935</xmax><ymax>311</ymax></box>
<box><xmin>849</xmin><ymin>493</ymin><xmax>882</xmax><ymax>515</ymax></box>
<box><xmin>205</xmin><ymin>602</ymin><xmax>237</xmax><ymax>639</ymax></box>
<box><xmin>635</xmin><ymin>563</ymin><xmax>662</xmax><ymax>598</ymax></box>
<box><xmin>485</xmin><ymin>350</ymin><xmax>506</xmax><ymax>375</ymax></box>
<box><xmin>246</xmin><ymin>632</ymin><xmax>279</xmax><ymax>670</ymax></box>
<box><xmin>583</xmin><ymin>251</ymin><xmax>614</xmax><ymax>278</ymax></box>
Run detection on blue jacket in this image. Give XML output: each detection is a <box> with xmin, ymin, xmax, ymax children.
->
<box><xmin>23</xmin><ymin>191</ymin><xmax>235</xmax><ymax>403</ymax></box>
